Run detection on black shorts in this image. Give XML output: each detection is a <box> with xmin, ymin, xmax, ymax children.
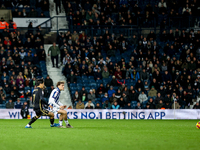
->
<box><xmin>34</xmin><ymin>109</ymin><xmax>49</xmax><ymax>116</ymax></box>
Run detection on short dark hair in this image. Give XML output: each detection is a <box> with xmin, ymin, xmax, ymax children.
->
<box><xmin>56</xmin><ymin>81</ymin><xmax>65</xmax><ymax>87</ymax></box>
<box><xmin>36</xmin><ymin>79</ymin><xmax>44</xmax><ymax>86</ymax></box>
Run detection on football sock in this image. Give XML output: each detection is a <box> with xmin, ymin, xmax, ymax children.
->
<box><xmin>50</xmin><ymin>118</ymin><xmax>54</xmax><ymax>125</ymax></box>
<box><xmin>64</xmin><ymin>120</ymin><xmax>69</xmax><ymax>125</ymax></box>
<box><xmin>59</xmin><ymin>120</ymin><xmax>63</xmax><ymax>126</ymax></box>
<box><xmin>28</xmin><ymin>116</ymin><xmax>38</xmax><ymax>125</ymax></box>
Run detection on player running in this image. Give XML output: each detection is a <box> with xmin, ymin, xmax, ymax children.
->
<box><xmin>25</xmin><ymin>79</ymin><xmax>59</xmax><ymax>128</ymax></box>
<box><xmin>48</xmin><ymin>81</ymin><xmax>73</xmax><ymax>128</ymax></box>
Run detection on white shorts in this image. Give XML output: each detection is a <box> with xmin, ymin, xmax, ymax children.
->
<box><xmin>50</xmin><ymin>107</ymin><xmax>60</xmax><ymax>114</ymax></box>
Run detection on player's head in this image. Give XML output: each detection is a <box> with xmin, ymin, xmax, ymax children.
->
<box><xmin>57</xmin><ymin>81</ymin><xmax>65</xmax><ymax>91</ymax></box>
<box><xmin>36</xmin><ymin>79</ymin><xmax>44</xmax><ymax>88</ymax></box>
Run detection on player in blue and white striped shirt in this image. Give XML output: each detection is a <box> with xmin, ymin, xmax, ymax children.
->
<box><xmin>48</xmin><ymin>81</ymin><xmax>73</xmax><ymax>128</ymax></box>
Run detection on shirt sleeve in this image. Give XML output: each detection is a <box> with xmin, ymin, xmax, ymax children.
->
<box><xmin>39</xmin><ymin>90</ymin><xmax>48</xmax><ymax>105</ymax></box>
<box><xmin>58</xmin><ymin>101</ymin><xmax>63</xmax><ymax>106</ymax></box>
<box><xmin>48</xmin><ymin>90</ymin><xmax>60</xmax><ymax>108</ymax></box>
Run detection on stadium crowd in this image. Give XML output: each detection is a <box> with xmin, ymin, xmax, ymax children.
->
<box><xmin>0</xmin><ymin>14</ymin><xmax>52</xmax><ymax>111</ymax></box>
<box><xmin>0</xmin><ymin>0</ymin><xmax>50</xmax><ymax>18</ymax></box>
<box><xmin>63</xmin><ymin>0</ymin><xmax>199</xmax><ymax>28</ymax></box>
<box><xmin>57</xmin><ymin>0</ymin><xmax>200</xmax><ymax>109</ymax></box>
<box><xmin>0</xmin><ymin>0</ymin><xmax>200</xmax><ymax>111</ymax></box>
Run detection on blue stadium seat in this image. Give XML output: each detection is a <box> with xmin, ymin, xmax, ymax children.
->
<box><xmin>69</xmin><ymin>83</ymin><xmax>76</xmax><ymax>87</ymax></box>
<box><xmin>90</xmin><ymin>83</ymin><xmax>97</xmax><ymax>87</ymax></box>
<box><xmin>71</xmin><ymin>90</ymin><xmax>76</xmax><ymax>95</ymax></box>
<box><xmin>77</xmin><ymin>79</ymin><xmax>82</xmax><ymax>83</ymax></box>
<box><xmin>70</xmin><ymin>87</ymin><xmax>77</xmax><ymax>91</ymax></box>
<box><xmin>96</xmin><ymin>80</ymin><xmax>102</xmax><ymax>83</ymax></box>
<box><xmin>88</xmin><ymin>79</ymin><xmax>95</xmax><ymax>83</ymax></box>
<box><xmin>20</xmin><ymin>98</ymin><xmax>26</xmax><ymax>102</ymax></box>
<box><xmin>82</xmin><ymin>79</ymin><xmax>89</xmax><ymax>83</ymax></box>
<box><xmin>81</xmin><ymin>76</ymin><xmax>88</xmax><ymax>79</ymax></box>
<box><xmin>88</xmin><ymin>76</ymin><xmax>94</xmax><ymax>79</ymax></box>
<box><xmin>77</xmin><ymin>86</ymin><xmax>82</xmax><ymax>91</ymax></box>
<box><xmin>25</xmin><ymin>87</ymin><xmax>31</xmax><ymax>91</ymax></box>
<box><xmin>77</xmin><ymin>83</ymin><xmax>83</xmax><ymax>87</ymax></box>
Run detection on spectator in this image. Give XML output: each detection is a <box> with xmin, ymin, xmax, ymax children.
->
<box><xmin>162</xmin><ymin>70</ymin><xmax>172</xmax><ymax>85</ymax></box>
<box><xmin>138</xmin><ymin>91</ymin><xmax>148</xmax><ymax>103</ymax></box>
<box><xmin>112</xmin><ymin>101</ymin><xmax>120</xmax><ymax>109</ymax></box>
<box><xmin>79</xmin><ymin>86</ymin><xmax>87</xmax><ymax>97</ymax></box>
<box><xmin>123</xmin><ymin>102</ymin><xmax>131</xmax><ymax>109</ymax></box>
<box><xmin>87</xmin><ymin>89</ymin><xmax>96</xmax><ymax>102</ymax></box>
<box><xmin>72</xmin><ymin>91</ymin><xmax>80</xmax><ymax>104</ymax></box>
<box><xmin>147</xmin><ymin>98</ymin><xmax>155</xmax><ymax>109</ymax></box>
<box><xmin>110</xmin><ymin>75</ymin><xmax>118</xmax><ymax>86</ymax></box>
<box><xmin>76</xmin><ymin>100</ymin><xmax>84</xmax><ymax>109</ymax></box>
<box><xmin>109</xmin><ymin>93</ymin><xmax>116</xmax><ymax>104</ymax></box>
<box><xmin>67</xmin><ymin>71</ymin><xmax>77</xmax><ymax>83</ymax></box>
<box><xmin>15</xmin><ymin>98</ymin><xmax>23</xmax><ymax>109</ymax></box>
<box><xmin>135</xmin><ymin>102</ymin><xmax>142</xmax><ymax>109</ymax></box>
<box><xmin>84</xmin><ymin>100</ymin><xmax>95</xmax><ymax>109</ymax></box>
<box><xmin>48</xmin><ymin>42</ymin><xmax>60</xmax><ymax>68</ymax></box>
<box><xmin>122</xmin><ymin>92</ymin><xmax>130</xmax><ymax>104</ymax></box>
<box><xmin>156</xmin><ymin>100</ymin><xmax>164</xmax><ymax>109</ymax></box>
<box><xmin>118</xmin><ymin>97</ymin><xmax>125</xmax><ymax>108</ymax></box>
<box><xmin>171</xmin><ymin>99</ymin><xmax>180</xmax><ymax>109</ymax></box>
<box><xmin>28</xmin><ymin>8</ymin><xmax>38</xmax><ymax>17</ymax></box>
<box><xmin>103</xmin><ymin>100</ymin><xmax>111</xmax><ymax>109</ymax></box>
<box><xmin>135</xmin><ymin>79</ymin><xmax>144</xmax><ymax>91</ymax></box>
<box><xmin>95</xmin><ymin>103</ymin><xmax>101</xmax><ymax>109</ymax></box>
<box><xmin>114</xmin><ymin>68</ymin><xmax>122</xmax><ymax>80</ymax></box>
<box><xmin>96</xmin><ymin>83</ymin><xmax>106</xmax><ymax>96</ymax></box>
<box><xmin>148</xmin><ymin>86</ymin><xmax>157</xmax><ymax>97</ymax></box>
<box><xmin>155</xmin><ymin>92</ymin><xmax>164</xmax><ymax>104</ymax></box>
<box><xmin>164</xmin><ymin>101</ymin><xmax>171</xmax><ymax>109</ymax></box>
<box><xmin>193</xmin><ymin>102</ymin><xmax>200</xmax><ymax>109</ymax></box>
<box><xmin>108</xmin><ymin>86</ymin><xmax>116</xmax><ymax>98</ymax></box>
<box><xmin>85</xmin><ymin>103</ymin><xmax>94</xmax><ymax>109</ymax></box>
<box><xmin>80</xmin><ymin>93</ymin><xmax>87</xmax><ymax>102</ymax></box>
<box><xmin>6</xmin><ymin>99</ymin><xmax>14</xmax><ymax>109</ymax></box>
<box><xmin>10</xmin><ymin>91</ymin><xmax>18</xmax><ymax>102</ymax></box>
<box><xmin>115</xmin><ymin>89</ymin><xmax>122</xmax><ymax>100</ymax></box>
<box><xmin>20</xmin><ymin>102</ymin><xmax>29</xmax><ymax>119</ymax></box>
<box><xmin>129</xmin><ymin>90</ymin><xmax>139</xmax><ymax>102</ymax></box>
<box><xmin>44</xmin><ymin>75</ymin><xmax>53</xmax><ymax>88</ymax></box>
<box><xmin>140</xmin><ymin>68</ymin><xmax>148</xmax><ymax>81</ymax></box>
<box><xmin>102</xmin><ymin>67</ymin><xmax>110</xmax><ymax>78</ymax></box>
<box><xmin>102</xmin><ymin>93</ymin><xmax>109</xmax><ymax>103</ymax></box>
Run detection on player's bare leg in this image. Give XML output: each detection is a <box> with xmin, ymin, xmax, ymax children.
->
<box><xmin>57</xmin><ymin>109</ymin><xmax>73</xmax><ymax>128</ymax></box>
<box><xmin>59</xmin><ymin>114</ymin><xmax>63</xmax><ymax>126</ymax></box>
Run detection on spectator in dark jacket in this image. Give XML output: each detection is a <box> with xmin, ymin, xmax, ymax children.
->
<box><xmin>135</xmin><ymin>79</ymin><xmax>144</xmax><ymax>91</ymax></box>
<box><xmin>44</xmin><ymin>75</ymin><xmax>53</xmax><ymax>87</ymax></box>
<box><xmin>67</xmin><ymin>71</ymin><xmax>77</xmax><ymax>83</ymax></box>
<box><xmin>21</xmin><ymin>102</ymin><xmax>29</xmax><ymax>119</ymax></box>
<box><xmin>72</xmin><ymin>91</ymin><xmax>80</xmax><ymax>104</ymax></box>
<box><xmin>15</xmin><ymin>98</ymin><xmax>23</xmax><ymax>109</ymax></box>
<box><xmin>147</xmin><ymin>98</ymin><xmax>155</xmax><ymax>109</ymax></box>
<box><xmin>140</xmin><ymin>68</ymin><xmax>148</xmax><ymax>81</ymax></box>
<box><xmin>193</xmin><ymin>102</ymin><xmax>200</xmax><ymax>109</ymax></box>
<box><xmin>123</xmin><ymin>102</ymin><xmax>132</xmax><ymax>109</ymax></box>
<box><xmin>162</xmin><ymin>70</ymin><xmax>172</xmax><ymax>85</ymax></box>
<box><xmin>129</xmin><ymin>90</ymin><xmax>139</xmax><ymax>102</ymax></box>
<box><xmin>110</xmin><ymin>75</ymin><xmax>119</xmax><ymax>86</ymax></box>
<box><xmin>6</xmin><ymin>99</ymin><xmax>14</xmax><ymax>108</ymax></box>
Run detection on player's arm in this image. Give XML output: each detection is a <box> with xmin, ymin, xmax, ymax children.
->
<box><xmin>39</xmin><ymin>90</ymin><xmax>52</xmax><ymax>108</ymax></box>
<box><xmin>58</xmin><ymin>101</ymin><xmax>67</xmax><ymax>109</ymax></box>
<box><xmin>48</xmin><ymin>91</ymin><xmax>64</xmax><ymax>109</ymax></box>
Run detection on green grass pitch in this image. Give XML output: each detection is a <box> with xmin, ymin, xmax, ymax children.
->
<box><xmin>0</xmin><ymin>119</ymin><xmax>199</xmax><ymax>150</ymax></box>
